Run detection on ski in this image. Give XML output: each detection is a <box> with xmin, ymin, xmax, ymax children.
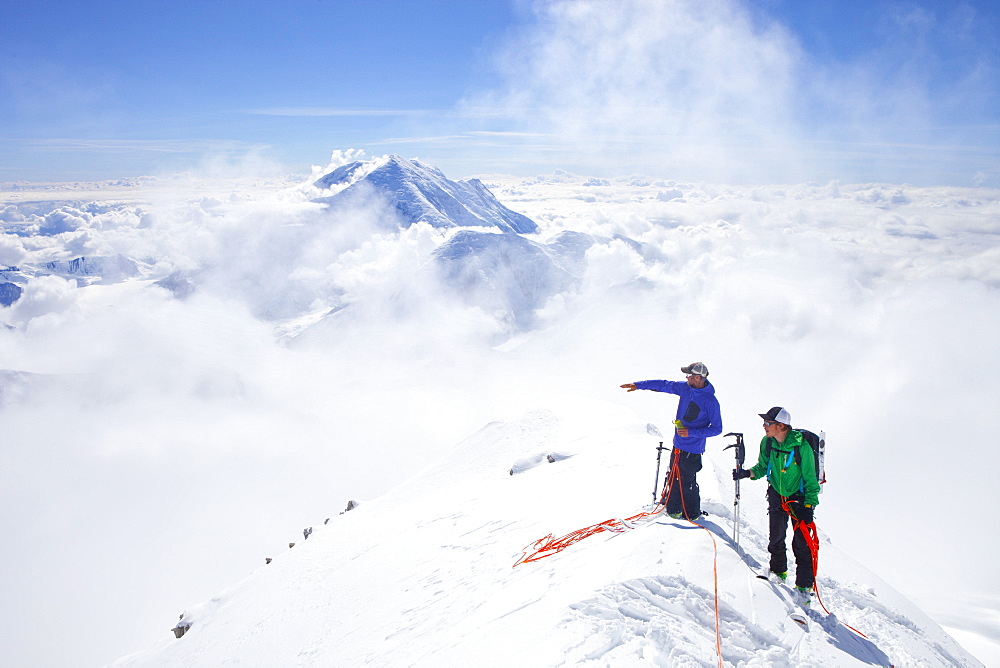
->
<box><xmin>755</xmin><ymin>569</ymin><xmax>814</xmax><ymax>632</ymax></box>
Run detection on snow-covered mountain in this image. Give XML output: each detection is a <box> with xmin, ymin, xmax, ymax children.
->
<box><xmin>0</xmin><ymin>255</ymin><xmax>148</xmax><ymax>304</ymax></box>
<box><xmin>312</xmin><ymin>154</ymin><xmax>539</xmax><ymax>234</ymax></box>
<box><xmin>300</xmin><ymin>155</ymin><xmax>588</xmax><ymax>333</ymax></box>
<box><xmin>430</xmin><ymin>230</ymin><xmax>585</xmax><ymax>330</ymax></box>
<box><xmin>44</xmin><ymin>255</ymin><xmax>143</xmax><ymax>283</ymax></box>
<box><xmin>0</xmin><ymin>279</ymin><xmax>22</xmax><ymax>306</ymax></box>
<box><xmin>113</xmin><ymin>396</ymin><xmax>979</xmax><ymax>666</ymax></box>
<box><xmin>2</xmin><ymin>156</ymin><xmax>546</xmax><ymax>325</ymax></box>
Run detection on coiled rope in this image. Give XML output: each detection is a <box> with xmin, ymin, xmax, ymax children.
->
<box><xmin>512</xmin><ymin>506</ymin><xmax>664</xmax><ymax>567</ymax></box>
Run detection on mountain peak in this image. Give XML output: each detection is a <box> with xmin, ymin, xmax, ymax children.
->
<box><xmin>313</xmin><ymin>154</ymin><xmax>538</xmax><ymax>234</ymax></box>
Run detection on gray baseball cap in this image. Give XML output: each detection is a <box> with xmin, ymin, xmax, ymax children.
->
<box><xmin>681</xmin><ymin>362</ymin><xmax>709</xmax><ymax>377</ymax></box>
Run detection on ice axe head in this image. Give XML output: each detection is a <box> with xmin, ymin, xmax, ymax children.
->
<box><xmin>723</xmin><ymin>432</ymin><xmax>745</xmax><ymax>465</ymax></box>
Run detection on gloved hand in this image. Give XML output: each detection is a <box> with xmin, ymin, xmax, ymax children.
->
<box><xmin>732</xmin><ymin>467</ymin><xmax>752</xmax><ymax>480</ymax></box>
<box><xmin>790</xmin><ymin>502</ymin><xmax>814</xmax><ymax>524</ymax></box>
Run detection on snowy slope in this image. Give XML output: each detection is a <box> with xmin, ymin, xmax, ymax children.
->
<box><xmin>430</xmin><ymin>230</ymin><xmax>579</xmax><ymax>330</ymax></box>
<box><xmin>113</xmin><ymin>396</ymin><xmax>978</xmax><ymax>667</ymax></box>
<box><xmin>312</xmin><ymin>155</ymin><xmax>539</xmax><ymax>233</ymax></box>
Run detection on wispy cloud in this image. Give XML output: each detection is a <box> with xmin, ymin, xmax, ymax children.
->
<box><xmin>468</xmin><ymin>130</ymin><xmax>563</xmax><ymax>139</ymax></box>
<box><xmin>453</xmin><ymin>0</ymin><xmax>807</xmax><ymax>182</ymax></box>
<box><xmin>7</xmin><ymin>138</ymin><xmax>268</xmax><ymax>154</ymax></box>
<box><xmin>371</xmin><ymin>134</ymin><xmax>469</xmax><ymax>145</ymax></box>
<box><xmin>374</xmin><ymin>130</ymin><xmax>558</xmax><ymax>146</ymax></box>
<box><xmin>452</xmin><ymin>0</ymin><xmax>999</xmax><ymax>185</ymax></box>
<box><xmin>246</xmin><ymin>107</ymin><xmax>432</xmax><ymax>117</ymax></box>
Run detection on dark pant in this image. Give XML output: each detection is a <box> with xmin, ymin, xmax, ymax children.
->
<box><xmin>767</xmin><ymin>486</ymin><xmax>814</xmax><ymax>588</ymax></box>
<box><xmin>664</xmin><ymin>449</ymin><xmax>702</xmax><ymax>519</ymax></box>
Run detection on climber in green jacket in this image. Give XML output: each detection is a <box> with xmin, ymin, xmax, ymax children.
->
<box><xmin>733</xmin><ymin>406</ymin><xmax>819</xmax><ymax>594</ymax></box>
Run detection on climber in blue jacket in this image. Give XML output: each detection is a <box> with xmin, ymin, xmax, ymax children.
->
<box><xmin>621</xmin><ymin>362</ymin><xmax>723</xmax><ymax>520</ymax></box>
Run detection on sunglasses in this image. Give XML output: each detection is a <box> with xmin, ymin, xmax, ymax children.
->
<box><xmin>763</xmin><ymin>421</ymin><xmax>780</xmax><ymax>426</ymax></box>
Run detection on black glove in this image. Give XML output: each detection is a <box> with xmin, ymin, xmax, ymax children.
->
<box><xmin>732</xmin><ymin>467</ymin><xmax>752</xmax><ymax>480</ymax></box>
<box><xmin>790</xmin><ymin>502</ymin><xmax>814</xmax><ymax>524</ymax></box>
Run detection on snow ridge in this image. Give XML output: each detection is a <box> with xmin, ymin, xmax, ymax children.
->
<box><xmin>113</xmin><ymin>396</ymin><xmax>981</xmax><ymax>667</ymax></box>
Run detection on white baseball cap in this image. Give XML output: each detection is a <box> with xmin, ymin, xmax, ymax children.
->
<box><xmin>759</xmin><ymin>406</ymin><xmax>792</xmax><ymax>425</ymax></box>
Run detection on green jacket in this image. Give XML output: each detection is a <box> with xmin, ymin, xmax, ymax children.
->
<box><xmin>748</xmin><ymin>430</ymin><xmax>821</xmax><ymax>507</ymax></box>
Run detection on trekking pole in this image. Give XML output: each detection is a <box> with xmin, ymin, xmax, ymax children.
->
<box><xmin>724</xmin><ymin>432</ymin><xmax>745</xmax><ymax>549</ymax></box>
<box><xmin>651</xmin><ymin>441</ymin><xmax>669</xmax><ymax>506</ymax></box>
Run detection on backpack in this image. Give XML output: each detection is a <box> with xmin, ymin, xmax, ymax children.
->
<box><xmin>798</xmin><ymin>429</ymin><xmax>827</xmax><ymax>488</ymax></box>
<box><xmin>765</xmin><ymin>429</ymin><xmax>826</xmax><ymax>491</ymax></box>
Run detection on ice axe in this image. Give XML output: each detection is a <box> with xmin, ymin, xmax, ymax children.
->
<box><xmin>651</xmin><ymin>441</ymin><xmax>671</xmax><ymax>506</ymax></box>
<box><xmin>647</xmin><ymin>423</ymin><xmax>670</xmax><ymax>507</ymax></box>
<box><xmin>724</xmin><ymin>432</ymin><xmax>745</xmax><ymax>548</ymax></box>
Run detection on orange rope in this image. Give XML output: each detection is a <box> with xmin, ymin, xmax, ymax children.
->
<box><xmin>673</xmin><ymin>453</ymin><xmax>723</xmax><ymax>668</ymax></box>
<box><xmin>684</xmin><ymin>516</ymin><xmax>723</xmax><ymax>667</ymax></box>
<box><xmin>513</xmin><ymin>449</ymin><xmax>681</xmax><ymax>567</ymax></box>
<box><xmin>783</xmin><ymin>497</ymin><xmax>870</xmax><ymax>640</ymax></box>
<box><xmin>512</xmin><ymin>506</ymin><xmax>664</xmax><ymax>567</ymax></box>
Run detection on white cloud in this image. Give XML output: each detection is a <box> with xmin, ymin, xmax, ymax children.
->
<box><xmin>450</xmin><ymin>0</ymin><xmax>999</xmax><ymax>185</ymax></box>
<box><xmin>4</xmin><ymin>274</ymin><xmax>78</xmax><ymax>327</ymax></box>
<box><xmin>463</xmin><ymin>0</ymin><xmax>804</xmax><ymax>181</ymax></box>
<box><xmin>0</xmin><ymin>234</ymin><xmax>26</xmax><ymax>265</ymax></box>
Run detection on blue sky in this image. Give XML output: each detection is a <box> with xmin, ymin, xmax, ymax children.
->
<box><xmin>1</xmin><ymin>0</ymin><xmax>997</xmax><ymax>185</ymax></box>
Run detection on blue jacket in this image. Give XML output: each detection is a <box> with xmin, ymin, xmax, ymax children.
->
<box><xmin>634</xmin><ymin>379</ymin><xmax>723</xmax><ymax>454</ymax></box>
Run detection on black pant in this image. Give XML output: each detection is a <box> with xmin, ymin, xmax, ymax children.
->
<box><xmin>664</xmin><ymin>449</ymin><xmax>701</xmax><ymax>519</ymax></box>
<box><xmin>767</xmin><ymin>486</ymin><xmax>814</xmax><ymax>588</ymax></box>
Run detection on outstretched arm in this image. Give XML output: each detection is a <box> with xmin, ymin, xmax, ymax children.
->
<box><xmin>625</xmin><ymin>380</ymin><xmax>685</xmax><ymax>395</ymax></box>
